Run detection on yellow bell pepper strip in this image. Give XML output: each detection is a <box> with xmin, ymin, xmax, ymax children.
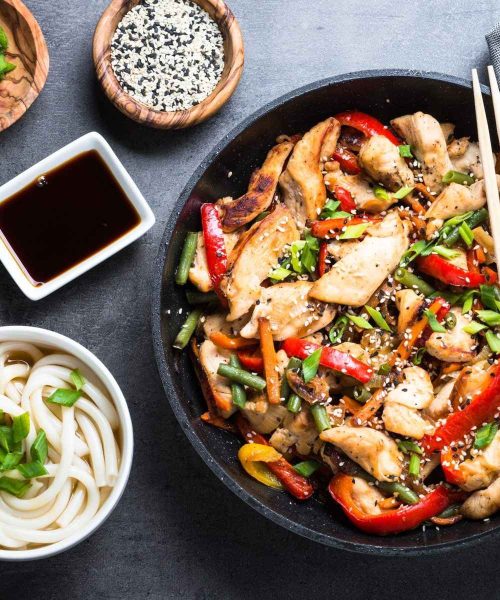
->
<box><xmin>238</xmin><ymin>443</ymin><xmax>284</xmax><ymax>489</ymax></box>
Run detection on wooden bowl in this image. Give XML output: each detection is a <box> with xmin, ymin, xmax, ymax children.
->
<box><xmin>0</xmin><ymin>0</ymin><xmax>49</xmax><ymax>132</ymax></box>
<box><xmin>93</xmin><ymin>0</ymin><xmax>244</xmax><ymax>129</ymax></box>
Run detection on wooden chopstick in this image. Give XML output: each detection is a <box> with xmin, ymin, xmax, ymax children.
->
<box><xmin>472</xmin><ymin>68</ymin><xmax>500</xmax><ymax>262</ymax></box>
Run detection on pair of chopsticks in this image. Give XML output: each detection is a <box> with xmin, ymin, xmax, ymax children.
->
<box><xmin>472</xmin><ymin>66</ymin><xmax>500</xmax><ymax>262</ymax></box>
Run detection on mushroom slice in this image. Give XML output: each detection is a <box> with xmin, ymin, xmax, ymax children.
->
<box><xmin>310</xmin><ymin>211</ymin><xmax>409</xmax><ymax>306</ymax></box>
<box><xmin>220</xmin><ymin>141</ymin><xmax>294</xmax><ymax>232</ymax></box>
<box><xmin>425</xmin><ymin>308</ymin><xmax>476</xmax><ymax>363</ymax></box>
<box><xmin>189</xmin><ymin>231</ymin><xmax>239</xmax><ymax>292</ymax></box>
<box><xmin>240</xmin><ymin>281</ymin><xmax>336</xmax><ymax>340</ymax></box>
<box><xmin>279</xmin><ymin>117</ymin><xmax>338</xmax><ymax>229</ymax></box>
<box><xmin>222</xmin><ymin>205</ymin><xmax>299</xmax><ymax>321</ymax></box>
<box><xmin>391</xmin><ymin>111</ymin><xmax>453</xmax><ymax>193</ymax></box>
<box><xmin>358</xmin><ymin>134</ymin><xmax>414</xmax><ymax>192</ymax></box>
<box><xmin>320</xmin><ymin>425</ymin><xmax>403</xmax><ymax>481</ymax></box>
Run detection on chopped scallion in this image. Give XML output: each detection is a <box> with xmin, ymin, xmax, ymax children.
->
<box><xmin>424</xmin><ymin>309</ymin><xmax>446</xmax><ymax>333</ymax></box>
<box><xmin>398</xmin><ymin>440</ymin><xmax>423</xmax><ymax>455</ymax></box>
<box><xmin>485</xmin><ymin>330</ymin><xmax>500</xmax><ymax>353</ymax></box>
<box><xmin>339</xmin><ymin>222</ymin><xmax>371</xmax><ymax>240</ymax></box>
<box><xmin>70</xmin><ymin>369</ymin><xmax>85</xmax><ymax>391</ymax></box>
<box><xmin>364</xmin><ymin>305</ymin><xmax>392</xmax><ymax>332</ymax></box>
<box><xmin>393</xmin><ymin>185</ymin><xmax>414</xmax><ymax>199</ymax></box>
<box><xmin>431</xmin><ymin>245</ymin><xmax>461</xmax><ymax>260</ymax></box>
<box><xmin>408</xmin><ymin>453</ymin><xmax>421</xmax><ymax>477</ymax></box>
<box><xmin>17</xmin><ymin>461</ymin><xmax>48</xmax><ymax>479</ymax></box>
<box><xmin>47</xmin><ymin>388</ymin><xmax>82</xmax><ymax>407</ymax></box>
<box><xmin>474</xmin><ymin>422</ymin><xmax>498</xmax><ymax>449</ymax></box>
<box><xmin>346</xmin><ymin>314</ymin><xmax>373</xmax><ymax>330</ymax></box>
<box><xmin>477</xmin><ymin>310</ymin><xmax>500</xmax><ymax>327</ymax></box>
<box><xmin>12</xmin><ymin>412</ymin><xmax>30</xmax><ymax>443</ymax></box>
<box><xmin>302</xmin><ymin>348</ymin><xmax>322</xmax><ymax>383</ymax></box>
<box><xmin>0</xmin><ymin>476</ymin><xmax>31</xmax><ymax>498</ymax></box>
<box><xmin>329</xmin><ymin>315</ymin><xmax>348</xmax><ymax>344</ymax></box>
<box><xmin>463</xmin><ymin>321</ymin><xmax>487</xmax><ymax>335</ymax></box>
<box><xmin>458</xmin><ymin>222</ymin><xmax>474</xmax><ymax>248</ymax></box>
<box><xmin>310</xmin><ymin>404</ymin><xmax>330</xmax><ymax>432</ymax></box>
<box><xmin>293</xmin><ymin>460</ymin><xmax>321</xmax><ymax>478</ymax></box>
<box><xmin>374</xmin><ymin>185</ymin><xmax>390</xmax><ymax>201</ymax></box>
<box><xmin>398</xmin><ymin>144</ymin><xmax>413</xmax><ymax>158</ymax></box>
<box><xmin>269</xmin><ymin>266</ymin><xmax>292</xmax><ymax>281</ymax></box>
<box><xmin>31</xmin><ymin>430</ymin><xmax>48</xmax><ymax>464</ymax></box>
<box><xmin>442</xmin><ymin>170</ymin><xmax>475</xmax><ymax>186</ymax></box>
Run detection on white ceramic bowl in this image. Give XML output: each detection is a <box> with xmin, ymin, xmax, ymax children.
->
<box><xmin>0</xmin><ymin>326</ymin><xmax>133</xmax><ymax>561</ymax></box>
<box><xmin>0</xmin><ymin>132</ymin><xmax>155</xmax><ymax>300</ymax></box>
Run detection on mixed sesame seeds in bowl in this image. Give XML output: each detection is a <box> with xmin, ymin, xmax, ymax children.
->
<box><xmin>93</xmin><ymin>0</ymin><xmax>244</xmax><ymax>129</ymax></box>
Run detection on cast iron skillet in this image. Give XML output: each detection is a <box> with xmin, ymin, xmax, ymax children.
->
<box><xmin>151</xmin><ymin>69</ymin><xmax>500</xmax><ymax>555</ymax></box>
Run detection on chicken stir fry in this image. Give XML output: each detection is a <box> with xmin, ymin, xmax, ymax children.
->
<box><xmin>173</xmin><ymin>109</ymin><xmax>500</xmax><ymax>536</ymax></box>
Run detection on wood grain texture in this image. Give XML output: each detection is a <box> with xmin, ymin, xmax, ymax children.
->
<box><xmin>93</xmin><ymin>0</ymin><xmax>244</xmax><ymax>130</ymax></box>
<box><xmin>0</xmin><ymin>0</ymin><xmax>49</xmax><ymax>132</ymax></box>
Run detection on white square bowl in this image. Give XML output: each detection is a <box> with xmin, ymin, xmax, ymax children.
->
<box><xmin>0</xmin><ymin>132</ymin><xmax>155</xmax><ymax>300</ymax></box>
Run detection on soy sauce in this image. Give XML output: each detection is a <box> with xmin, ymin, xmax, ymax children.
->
<box><xmin>0</xmin><ymin>150</ymin><xmax>141</xmax><ymax>285</ymax></box>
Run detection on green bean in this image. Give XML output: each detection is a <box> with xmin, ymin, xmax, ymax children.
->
<box><xmin>442</xmin><ymin>170</ymin><xmax>475</xmax><ymax>185</ymax></box>
<box><xmin>175</xmin><ymin>232</ymin><xmax>198</xmax><ymax>286</ymax></box>
<box><xmin>229</xmin><ymin>354</ymin><xmax>247</xmax><ymax>408</ymax></box>
<box><xmin>280</xmin><ymin>357</ymin><xmax>302</xmax><ymax>401</ymax></box>
<box><xmin>287</xmin><ymin>394</ymin><xmax>301</xmax><ymax>413</ymax></box>
<box><xmin>444</xmin><ymin>208</ymin><xmax>488</xmax><ymax>247</ymax></box>
<box><xmin>217</xmin><ymin>364</ymin><xmax>266</xmax><ymax>391</ymax></box>
<box><xmin>395</xmin><ymin>267</ymin><xmax>435</xmax><ymax>297</ymax></box>
<box><xmin>185</xmin><ymin>290</ymin><xmax>218</xmax><ymax>305</ymax></box>
<box><xmin>293</xmin><ymin>460</ymin><xmax>321</xmax><ymax>477</ymax></box>
<box><xmin>436</xmin><ymin>504</ymin><xmax>461</xmax><ymax>519</ymax></box>
<box><xmin>173</xmin><ymin>308</ymin><xmax>202</xmax><ymax>350</ymax></box>
<box><xmin>378</xmin><ymin>481</ymin><xmax>420</xmax><ymax>505</ymax></box>
<box><xmin>353</xmin><ymin>386</ymin><xmax>371</xmax><ymax>404</ymax></box>
<box><xmin>310</xmin><ymin>404</ymin><xmax>330</xmax><ymax>432</ymax></box>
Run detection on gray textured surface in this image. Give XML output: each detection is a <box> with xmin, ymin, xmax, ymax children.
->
<box><xmin>2</xmin><ymin>0</ymin><xmax>500</xmax><ymax>598</ymax></box>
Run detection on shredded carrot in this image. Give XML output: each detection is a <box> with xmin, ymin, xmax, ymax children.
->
<box><xmin>413</xmin><ymin>183</ymin><xmax>435</xmax><ymax>206</ymax></box>
<box><xmin>378</xmin><ymin>497</ymin><xmax>401</xmax><ymax>510</ymax></box>
<box><xmin>441</xmin><ymin>362</ymin><xmax>463</xmax><ymax>375</ymax></box>
<box><xmin>351</xmin><ymin>388</ymin><xmax>386</xmax><ymax>425</ymax></box>
<box><xmin>341</xmin><ymin>395</ymin><xmax>362</xmax><ymax>415</ymax></box>
<box><xmin>475</xmin><ymin>246</ymin><xmax>487</xmax><ymax>265</ymax></box>
<box><xmin>209</xmin><ymin>331</ymin><xmax>256</xmax><ymax>350</ymax></box>
<box><xmin>258</xmin><ymin>318</ymin><xmax>281</xmax><ymax>405</ymax></box>
<box><xmin>201</xmin><ymin>411</ymin><xmax>236</xmax><ymax>432</ymax></box>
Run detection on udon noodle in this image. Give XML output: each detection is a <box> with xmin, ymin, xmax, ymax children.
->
<box><xmin>0</xmin><ymin>342</ymin><xmax>120</xmax><ymax>550</ymax></box>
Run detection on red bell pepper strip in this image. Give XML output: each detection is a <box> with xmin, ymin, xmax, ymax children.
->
<box><xmin>311</xmin><ymin>216</ymin><xmax>380</xmax><ymax>239</ymax></box>
<box><xmin>422</xmin><ymin>364</ymin><xmax>500</xmax><ymax>454</ymax></box>
<box><xmin>328</xmin><ymin>473</ymin><xmax>465</xmax><ymax>535</ymax></box>
<box><xmin>237</xmin><ymin>350</ymin><xmax>264</xmax><ymax>373</ymax></box>
<box><xmin>332</xmin><ymin>147</ymin><xmax>361</xmax><ymax>175</ymax></box>
<box><xmin>201</xmin><ymin>203</ymin><xmax>228</xmax><ymax>300</ymax></box>
<box><xmin>317</xmin><ymin>242</ymin><xmax>328</xmax><ymax>277</ymax></box>
<box><xmin>416</xmin><ymin>254</ymin><xmax>492</xmax><ymax>288</ymax></box>
<box><xmin>334</xmin><ymin>111</ymin><xmax>400</xmax><ymax>145</ymax></box>
<box><xmin>333</xmin><ymin>185</ymin><xmax>357</xmax><ymax>212</ymax></box>
<box><xmin>440</xmin><ymin>447</ymin><xmax>466</xmax><ymax>487</ymax></box>
<box><xmin>282</xmin><ymin>338</ymin><xmax>372</xmax><ymax>384</ymax></box>
<box><xmin>235</xmin><ymin>414</ymin><xmax>314</xmax><ymax>500</ymax></box>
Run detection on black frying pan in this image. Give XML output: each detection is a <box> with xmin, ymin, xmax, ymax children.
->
<box><xmin>151</xmin><ymin>70</ymin><xmax>499</xmax><ymax>555</ymax></box>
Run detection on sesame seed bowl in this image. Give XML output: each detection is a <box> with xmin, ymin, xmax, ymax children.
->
<box><xmin>93</xmin><ymin>0</ymin><xmax>244</xmax><ymax>129</ymax></box>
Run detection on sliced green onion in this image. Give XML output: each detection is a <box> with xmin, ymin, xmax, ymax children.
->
<box><xmin>0</xmin><ymin>426</ymin><xmax>13</xmax><ymax>453</ymax></box>
<box><xmin>175</xmin><ymin>232</ymin><xmax>199</xmax><ymax>286</ymax></box>
<box><xmin>70</xmin><ymin>369</ymin><xmax>85</xmax><ymax>391</ymax></box>
<box><xmin>281</xmin><ymin>357</ymin><xmax>302</xmax><ymax>399</ymax></box>
<box><xmin>398</xmin><ymin>440</ymin><xmax>423</xmax><ymax>455</ymax></box>
<box><xmin>431</xmin><ymin>245</ymin><xmax>461</xmax><ymax>260</ymax></box>
<box><xmin>395</xmin><ymin>268</ymin><xmax>435</xmax><ymax>296</ymax></box>
<box><xmin>485</xmin><ymin>330</ymin><xmax>500</xmax><ymax>353</ymax></box>
<box><xmin>229</xmin><ymin>354</ymin><xmax>247</xmax><ymax>409</ymax></box>
<box><xmin>217</xmin><ymin>364</ymin><xmax>266</xmax><ymax>391</ymax></box>
<box><xmin>400</xmin><ymin>239</ymin><xmax>431</xmax><ymax>268</ymax></box>
<box><xmin>461</xmin><ymin>290</ymin><xmax>478</xmax><ymax>313</ymax></box>
<box><xmin>398</xmin><ymin>144</ymin><xmax>413</xmax><ymax>158</ymax></box>
<box><xmin>339</xmin><ymin>222</ymin><xmax>371</xmax><ymax>240</ymax></box>
<box><xmin>293</xmin><ymin>460</ymin><xmax>321</xmax><ymax>477</ymax></box>
<box><xmin>412</xmin><ymin>347</ymin><xmax>427</xmax><ymax>365</ymax></box>
<box><xmin>319</xmin><ymin>199</ymin><xmax>341</xmax><ymax>219</ymax></box>
<box><xmin>302</xmin><ymin>348</ymin><xmax>322</xmax><ymax>383</ymax></box>
<box><xmin>364</xmin><ymin>305</ymin><xmax>392</xmax><ymax>332</ymax></box>
<box><xmin>329</xmin><ymin>315</ymin><xmax>348</xmax><ymax>344</ymax></box>
<box><xmin>424</xmin><ymin>309</ymin><xmax>446</xmax><ymax>333</ymax></box>
<box><xmin>0</xmin><ymin>26</ymin><xmax>8</xmax><ymax>53</ymax></box>
<box><xmin>173</xmin><ymin>308</ymin><xmax>203</xmax><ymax>350</ymax></box>
<box><xmin>474</xmin><ymin>422</ymin><xmax>498</xmax><ymax>449</ymax></box>
<box><xmin>269</xmin><ymin>266</ymin><xmax>292</xmax><ymax>281</ymax></box>
<box><xmin>17</xmin><ymin>461</ymin><xmax>48</xmax><ymax>479</ymax></box>
<box><xmin>290</xmin><ymin>241</ymin><xmax>306</xmax><ymax>273</ymax></box>
<box><xmin>443</xmin><ymin>208</ymin><xmax>488</xmax><ymax>247</ymax></box>
<box><xmin>378</xmin><ymin>363</ymin><xmax>392</xmax><ymax>375</ymax></box>
<box><xmin>287</xmin><ymin>394</ymin><xmax>302</xmax><ymax>413</ymax></box>
<box><xmin>12</xmin><ymin>412</ymin><xmax>30</xmax><ymax>443</ymax></box>
<box><xmin>393</xmin><ymin>186</ymin><xmax>414</xmax><ymax>200</ymax></box>
<box><xmin>346</xmin><ymin>314</ymin><xmax>373</xmax><ymax>330</ymax></box>
<box><xmin>442</xmin><ymin>170</ymin><xmax>475</xmax><ymax>185</ymax></box>
<box><xmin>30</xmin><ymin>430</ymin><xmax>47</xmax><ymax>464</ymax></box>
<box><xmin>0</xmin><ymin>476</ymin><xmax>31</xmax><ymax>498</ymax></box>
<box><xmin>408</xmin><ymin>453</ymin><xmax>421</xmax><ymax>477</ymax></box>
<box><xmin>480</xmin><ymin>285</ymin><xmax>500</xmax><ymax>311</ymax></box>
<box><xmin>463</xmin><ymin>321</ymin><xmax>488</xmax><ymax>335</ymax></box>
<box><xmin>458</xmin><ymin>222</ymin><xmax>474</xmax><ymax>248</ymax></box>
<box><xmin>477</xmin><ymin>310</ymin><xmax>500</xmax><ymax>327</ymax></box>
<box><xmin>325</xmin><ymin>211</ymin><xmax>353</xmax><ymax>219</ymax></box>
<box><xmin>300</xmin><ymin>242</ymin><xmax>317</xmax><ymax>274</ymax></box>
<box><xmin>430</xmin><ymin>290</ymin><xmax>462</xmax><ymax>305</ymax></box>
<box><xmin>185</xmin><ymin>290</ymin><xmax>218</xmax><ymax>305</ymax></box>
<box><xmin>47</xmin><ymin>388</ymin><xmax>82</xmax><ymax>407</ymax></box>
<box><xmin>353</xmin><ymin>386</ymin><xmax>371</xmax><ymax>403</ymax></box>
<box><xmin>310</xmin><ymin>404</ymin><xmax>330</xmax><ymax>432</ymax></box>
<box><xmin>1</xmin><ymin>451</ymin><xmax>23</xmax><ymax>471</ymax></box>
<box><xmin>374</xmin><ymin>185</ymin><xmax>390</xmax><ymax>201</ymax></box>
<box><xmin>444</xmin><ymin>311</ymin><xmax>457</xmax><ymax>330</ymax></box>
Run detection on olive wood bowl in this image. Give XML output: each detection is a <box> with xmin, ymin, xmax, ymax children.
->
<box><xmin>0</xmin><ymin>0</ymin><xmax>49</xmax><ymax>132</ymax></box>
<box><xmin>93</xmin><ymin>0</ymin><xmax>244</xmax><ymax>129</ymax></box>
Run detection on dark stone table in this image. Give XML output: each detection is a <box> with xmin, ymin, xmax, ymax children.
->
<box><xmin>2</xmin><ymin>1</ymin><xmax>500</xmax><ymax>598</ymax></box>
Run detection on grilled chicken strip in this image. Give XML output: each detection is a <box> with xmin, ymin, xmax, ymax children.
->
<box><xmin>395</xmin><ymin>289</ymin><xmax>424</xmax><ymax>334</ymax></box>
<box><xmin>310</xmin><ymin>211</ymin><xmax>409</xmax><ymax>306</ymax></box>
<box><xmin>425</xmin><ymin>308</ymin><xmax>476</xmax><ymax>363</ymax></box>
<box><xmin>454</xmin><ymin>431</ymin><xmax>500</xmax><ymax>491</ymax></box>
<box><xmin>448</xmin><ymin>137</ymin><xmax>483</xmax><ymax>179</ymax></box>
<box><xmin>189</xmin><ymin>231</ymin><xmax>239</xmax><ymax>292</ymax></box>
<box><xmin>391</xmin><ymin>111</ymin><xmax>453</xmax><ymax>193</ymax></box>
<box><xmin>279</xmin><ymin>117</ymin><xmax>338</xmax><ymax>229</ymax></box>
<box><xmin>461</xmin><ymin>476</ymin><xmax>500</xmax><ymax>519</ymax></box>
<box><xmin>239</xmin><ymin>281</ymin><xmax>336</xmax><ymax>340</ymax></box>
<box><xmin>320</xmin><ymin>425</ymin><xmax>403</xmax><ymax>481</ymax></box>
<box><xmin>270</xmin><ymin>408</ymin><xmax>318</xmax><ymax>455</ymax></box>
<box><xmin>198</xmin><ymin>340</ymin><xmax>234</xmax><ymax>416</ymax></box>
<box><xmin>358</xmin><ymin>134</ymin><xmax>415</xmax><ymax>191</ymax></box>
<box><xmin>425</xmin><ymin>180</ymin><xmax>489</xmax><ymax>221</ymax></box>
<box><xmin>222</xmin><ymin>205</ymin><xmax>299</xmax><ymax>321</ymax></box>
<box><xmin>220</xmin><ymin>141</ymin><xmax>294</xmax><ymax>232</ymax></box>
<box><xmin>241</xmin><ymin>401</ymin><xmax>288</xmax><ymax>434</ymax></box>
<box><xmin>324</xmin><ymin>164</ymin><xmax>383</xmax><ymax>211</ymax></box>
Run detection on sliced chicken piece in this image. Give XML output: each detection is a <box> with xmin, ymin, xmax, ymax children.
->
<box><xmin>350</xmin><ymin>476</ymin><xmax>386</xmax><ymax>515</ymax></box>
<box><xmin>279</xmin><ymin>117</ymin><xmax>338</xmax><ymax>229</ymax></box>
<box><xmin>425</xmin><ymin>179</ymin><xmax>489</xmax><ymax>220</ymax></box>
<box><xmin>440</xmin><ymin>122</ymin><xmax>455</xmax><ymax>142</ymax></box>
<box><xmin>239</xmin><ymin>281</ymin><xmax>336</xmax><ymax>341</ymax></box>
<box><xmin>426</xmin><ymin>376</ymin><xmax>457</xmax><ymax>420</ymax></box>
<box><xmin>324</xmin><ymin>164</ymin><xmax>387</xmax><ymax>211</ymax></box>
<box><xmin>198</xmin><ymin>340</ymin><xmax>233</xmax><ymax>415</ymax></box>
<box><xmin>383</xmin><ymin>403</ymin><xmax>433</xmax><ymax>440</ymax></box>
<box><xmin>396</xmin><ymin>289</ymin><xmax>424</xmax><ymax>334</ymax></box>
<box><xmin>189</xmin><ymin>231</ymin><xmax>239</xmax><ymax>292</ymax></box>
<box><xmin>448</xmin><ymin>137</ymin><xmax>484</xmax><ymax>179</ymax></box>
<box><xmin>425</xmin><ymin>308</ymin><xmax>476</xmax><ymax>363</ymax></box>
<box><xmin>270</xmin><ymin>408</ymin><xmax>318</xmax><ymax>455</ymax></box>
<box><xmin>326</xmin><ymin>239</ymin><xmax>359</xmax><ymax>261</ymax></box>
<box><xmin>320</xmin><ymin>425</ymin><xmax>403</xmax><ymax>481</ymax></box>
<box><xmin>222</xmin><ymin>205</ymin><xmax>299</xmax><ymax>321</ymax></box>
<box><xmin>391</xmin><ymin>111</ymin><xmax>453</xmax><ymax>193</ymax></box>
<box><xmin>201</xmin><ymin>313</ymin><xmax>249</xmax><ymax>339</ymax></box>
<box><xmin>241</xmin><ymin>400</ymin><xmax>288</xmax><ymax>435</ymax></box>
<box><xmin>461</xmin><ymin>476</ymin><xmax>500</xmax><ymax>519</ymax></box>
<box><xmin>455</xmin><ymin>431</ymin><xmax>500</xmax><ymax>491</ymax></box>
<box><xmin>320</xmin><ymin>120</ymin><xmax>342</xmax><ymax>162</ymax></box>
<box><xmin>358</xmin><ymin>134</ymin><xmax>415</xmax><ymax>191</ymax></box>
<box><xmin>310</xmin><ymin>211</ymin><xmax>409</xmax><ymax>306</ymax></box>
<box><xmin>220</xmin><ymin>141</ymin><xmax>294</xmax><ymax>232</ymax></box>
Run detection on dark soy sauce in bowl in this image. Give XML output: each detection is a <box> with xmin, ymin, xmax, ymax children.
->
<box><xmin>0</xmin><ymin>150</ymin><xmax>141</xmax><ymax>285</ymax></box>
